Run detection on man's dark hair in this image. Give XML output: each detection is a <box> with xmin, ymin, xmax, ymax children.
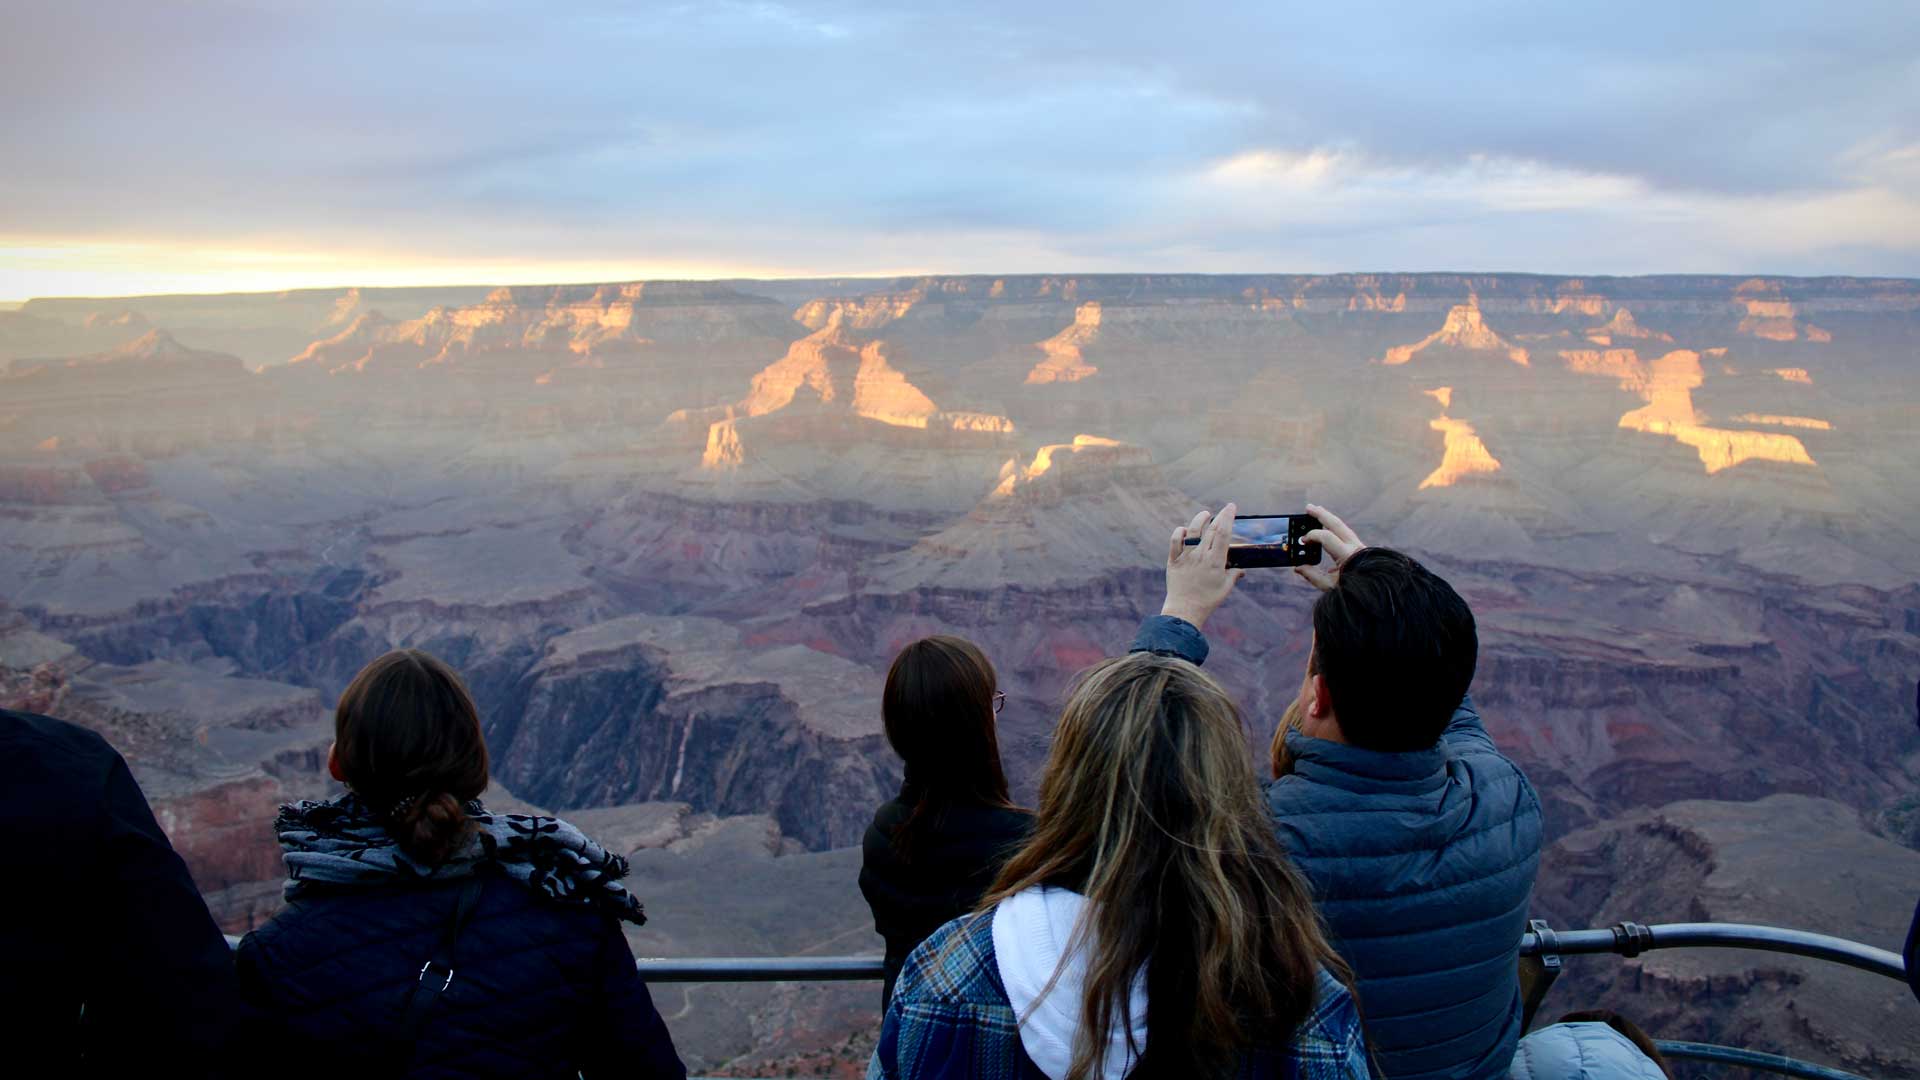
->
<box><xmin>1309</xmin><ymin>546</ymin><xmax>1477</xmax><ymax>752</ymax></box>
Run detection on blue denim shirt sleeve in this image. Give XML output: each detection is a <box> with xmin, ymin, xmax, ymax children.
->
<box><xmin>1129</xmin><ymin>615</ymin><xmax>1209</xmax><ymax>665</ymax></box>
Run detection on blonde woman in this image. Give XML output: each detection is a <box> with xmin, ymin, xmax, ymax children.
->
<box><xmin>867</xmin><ymin>648</ymin><xmax>1373</xmax><ymax>1080</ymax></box>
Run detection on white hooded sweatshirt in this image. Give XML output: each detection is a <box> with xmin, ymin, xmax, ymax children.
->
<box><xmin>991</xmin><ymin>886</ymin><xmax>1150</xmax><ymax>1080</ymax></box>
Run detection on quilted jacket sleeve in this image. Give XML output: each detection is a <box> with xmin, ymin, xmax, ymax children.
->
<box><xmin>579</xmin><ymin>915</ymin><xmax>687</xmax><ymax>1080</ymax></box>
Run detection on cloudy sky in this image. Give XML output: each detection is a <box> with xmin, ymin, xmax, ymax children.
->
<box><xmin>3</xmin><ymin>0</ymin><xmax>1917</xmax><ymax>298</ymax></box>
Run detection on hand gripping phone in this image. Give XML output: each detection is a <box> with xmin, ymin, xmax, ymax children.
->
<box><xmin>1182</xmin><ymin>513</ymin><xmax>1323</xmax><ymax>568</ymax></box>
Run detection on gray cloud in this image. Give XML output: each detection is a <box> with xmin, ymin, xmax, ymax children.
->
<box><xmin>1</xmin><ymin>0</ymin><xmax>1916</xmax><ymax>289</ymax></box>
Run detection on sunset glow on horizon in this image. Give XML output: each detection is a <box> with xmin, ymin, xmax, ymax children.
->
<box><xmin>0</xmin><ymin>238</ymin><xmax>856</xmax><ymax>303</ymax></box>
<box><xmin>3</xmin><ymin>1</ymin><xmax>1917</xmax><ymax>301</ymax></box>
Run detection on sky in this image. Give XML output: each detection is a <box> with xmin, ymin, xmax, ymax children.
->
<box><xmin>2</xmin><ymin>0</ymin><xmax>1918</xmax><ymax>299</ymax></box>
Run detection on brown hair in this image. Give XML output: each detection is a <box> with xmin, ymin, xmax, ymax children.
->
<box><xmin>333</xmin><ymin>649</ymin><xmax>490</xmax><ymax>865</ymax></box>
<box><xmin>882</xmin><ymin>636</ymin><xmax>1014</xmax><ymax>858</ymax></box>
<box><xmin>984</xmin><ymin>653</ymin><xmax>1347</xmax><ymax>1078</ymax></box>
<box><xmin>1558</xmin><ymin>1011</ymin><xmax>1672</xmax><ymax>1078</ymax></box>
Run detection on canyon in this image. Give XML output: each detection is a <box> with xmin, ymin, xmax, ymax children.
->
<box><xmin>3</xmin><ymin>272</ymin><xmax>1918</xmax><ymax>1071</ymax></box>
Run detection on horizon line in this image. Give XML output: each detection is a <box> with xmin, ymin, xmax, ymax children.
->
<box><xmin>11</xmin><ymin>267</ymin><xmax>1920</xmax><ymax>306</ymax></box>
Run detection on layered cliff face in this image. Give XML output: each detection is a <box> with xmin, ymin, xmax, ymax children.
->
<box><xmin>494</xmin><ymin>615</ymin><xmax>894</xmax><ymax>850</ymax></box>
<box><xmin>1025</xmin><ymin>302</ymin><xmax>1103</xmax><ymax>384</ymax></box>
<box><xmin>1530</xmin><ymin>796</ymin><xmax>1920</xmax><ymax>1075</ymax></box>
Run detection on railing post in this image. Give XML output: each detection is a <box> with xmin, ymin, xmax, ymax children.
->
<box><xmin>1519</xmin><ymin>919</ymin><xmax>1562</xmax><ymax>1030</ymax></box>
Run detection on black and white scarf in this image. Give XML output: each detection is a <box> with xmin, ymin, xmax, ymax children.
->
<box><xmin>274</xmin><ymin>794</ymin><xmax>646</xmax><ymax>925</ymax></box>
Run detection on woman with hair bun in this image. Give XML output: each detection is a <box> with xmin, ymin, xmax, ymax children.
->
<box><xmin>236</xmin><ymin>649</ymin><xmax>686</xmax><ymax>1079</ymax></box>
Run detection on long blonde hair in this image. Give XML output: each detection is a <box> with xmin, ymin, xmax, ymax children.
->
<box><xmin>1271</xmin><ymin>672</ymin><xmax>1312</xmax><ymax>779</ymax></box>
<box><xmin>983</xmin><ymin>653</ymin><xmax>1346</xmax><ymax>1078</ymax></box>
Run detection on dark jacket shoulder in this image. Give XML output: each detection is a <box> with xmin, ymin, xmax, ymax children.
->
<box><xmin>239</xmin><ymin>871</ymin><xmax>684</xmax><ymax>1079</ymax></box>
<box><xmin>859</xmin><ymin>796</ymin><xmax>1032</xmax><ymax>1004</ymax></box>
<box><xmin>0</xmin><ymin>709</ymin><xmax>242</xmax><ymax>1078</ymax></box>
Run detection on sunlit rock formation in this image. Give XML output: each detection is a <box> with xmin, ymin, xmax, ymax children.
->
<box><xmin>1419</xmin><ymin>387</ymin><xmax>1504</xmax><ymax>489</ymax></box>
<box><xmin>1583</xmin><ymin>307</ymin><xmax>1671</xmax><ymax>345</ymax></box>
<box><xmin>1025</xmin><ymin>302</ymin><xmax>1102</xmax><ymax>384</ymax></box>
<box><xmin>991</xmin><ymin>434</ymin><xmax>1130</xmax><ymax>496</ymax></box>
<box><xmin>685</xmin><ymin>311</ymin><xmax>1016</xmax><ymax>476</ymax></box>
<box><xmin>1381</xmin><ymin>298</ymin><xmax>1530</xmax><ymax>366</ymax></box>
<box><xmin>1559</xmin><ymin>347</ymin><xmax>1650</xmax><ymax>391</ymax></box>
<box><xmin>285</xmin><ymin>311</ymin><xmax>401</xmax><ymax>374</ymax></box>
<box><xmin>1734</xmin><ymin>279</ymin><xmax>1832</xmax><ymax>342</ymax></box>
<box><xmin>278</xmin><ymin>282</ymin><xmax>799</xmax><ymax>378</ymax></box>
<box><xmin>739</xmin><ymin>321</ymin><xmax>937</xmax><ymax>424</ymax></box>
<box><xmin>1615</xmin><ymin>351</ymin><xmax>1818</xmax><ymax>474</ymax></box>
<box><xmin>883</xmin><ymin>434</ymin><xmax>1195</xmax><ymax>589</ymax></box>
<box><xmin>793</xmin><ymin>294</ymin><xmax>920</xmax><ymax>331</ymax></box>
<box><xmin>1730</xmin><ymin>414</ymin><xmax>1833</xmax><ymax>430</ymax></box>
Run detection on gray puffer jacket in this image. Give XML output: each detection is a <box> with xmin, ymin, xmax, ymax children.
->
<box><xmin>1508</xmin><ymin>1023</ymin><xmax>1668</xmax><ymax>1080</ymax></box>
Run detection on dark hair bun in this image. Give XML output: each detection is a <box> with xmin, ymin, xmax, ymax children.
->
<box><xmin>332</xmin><ymin>648</ymin><xmax>490</xmax><ymax>867</ymax></box>
<box><xmin>396</xmin><ymin>791</ymin><xmax>472</xmax><ymax>865</ymax></box>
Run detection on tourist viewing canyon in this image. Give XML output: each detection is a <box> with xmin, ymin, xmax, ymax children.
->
<box><xmin>2</xmin><ymin>2</ymin><xmax>1917</xmax><ymax>1078</ymax></box>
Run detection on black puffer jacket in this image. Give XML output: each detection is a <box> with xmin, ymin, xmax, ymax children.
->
<box><xmin>858</xmin><ymin>789</ymin><xmax>1032</xmax><ymax>1007</ymax></box>
<box><xmin>236</xmin><ymin>872</ymin><xmax>685</xmax><ymax>1080</ymax></box>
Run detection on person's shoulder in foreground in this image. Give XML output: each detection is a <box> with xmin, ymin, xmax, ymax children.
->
<box><xmin>1</xmin><ymin>708</ymin><xmax>244</xmax><ymax>1077</ymax></box>
<box><xmin>867</xmin><ymin>911</ymin><xmax>1374</xmax><ymax>1080</ymax></box>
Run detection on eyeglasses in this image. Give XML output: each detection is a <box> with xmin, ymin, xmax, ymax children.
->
<box><xmin>993</xmin><ymin>691</ymin><xmax>1006</xmax><ymax>715</ymax></box>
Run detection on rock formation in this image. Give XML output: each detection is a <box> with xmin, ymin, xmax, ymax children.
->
<box><xmin>1614</xmin><ymin>350</ymin><xmax>1820</xmax><ymax>474</ymax></box>
<box><xmin>1382</xmin><ymin>298</ymin><xmax>1531</xmax><ymax>366</ymax></box>
<box><xmin>1419</xmin><ymin>387</ymin><xmax>1504</xmax><ymax>489</ymax></box>
<box><xmin>1025</xmin><ymin>302</ymin><xmax>1102</xmax><ymax>384</ymax></box>
<box><xmin>1531</xmin><ymin>795</ymin><xmax>1920</xmax><ymax>1075</ymax></box>
<box><xmin>1583</xmin><ymin>307</ymin><xmax>1672</xmax><ymax>345</ymax></box>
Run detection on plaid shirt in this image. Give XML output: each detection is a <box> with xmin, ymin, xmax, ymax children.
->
<box><xmin>868</xmin><ymin>910</ymin><xmax>1378</xmax><ymax>1080</ymax></box>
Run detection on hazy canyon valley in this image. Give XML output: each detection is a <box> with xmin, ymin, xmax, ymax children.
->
<box><xmin>3</xmin><ymin>273</ymin><xmax>1918</xmax><ymax>1073</ymax></box>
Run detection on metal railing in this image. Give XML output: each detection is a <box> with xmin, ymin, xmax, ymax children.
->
<box><xmin>228</xmin><ymin>918</ymin><xmax>1912</xmax><ymax>1077</ymax></box>
<box><xmin>617</xmin><ymin>920</ymin><xmax>1911</xmax><ymax>986</ymax></box>
<box><xmin>627</xmin><ymin>920</ymin><xmax>1908</xmax><ymax>1080</ymax></box>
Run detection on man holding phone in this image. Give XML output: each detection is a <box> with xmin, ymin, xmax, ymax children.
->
<box><xmin>1135</xmin><ymin>503</ymin><xmax>1543</xmax><ymax>1080</ymax></box>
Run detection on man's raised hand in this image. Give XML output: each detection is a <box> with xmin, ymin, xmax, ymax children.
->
<box><xmin>1295</xmin><ymin>503</ymin><xmax>1366</xmax><ymax>592</ymax></box>
<box><xmin>1162</xmin><ymin>503</ymin><xmax>1243</xmax><ymax>631</ymax></box>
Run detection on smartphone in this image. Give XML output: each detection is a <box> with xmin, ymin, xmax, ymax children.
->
<box><xmin>1182</xmin><ymin>513</ymin><xmax>1323</xmax><ymax>568</ymax></box>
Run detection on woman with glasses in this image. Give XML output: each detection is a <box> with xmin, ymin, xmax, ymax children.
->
<box><xmin>860</xmin><ymin>636</ymin><xmax>1032</xmax><ymax>1007</ymax></box>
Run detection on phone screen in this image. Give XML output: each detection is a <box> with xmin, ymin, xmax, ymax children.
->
<box><xmin>1231</xmin><ymin>516</ymin><xmax>1296</xmax><ymax>551</ymax></box>
<box><xmin>1183</xmin><ymin>512</ymin><xmax>1322</xmax><ymax>567</ymax></box>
